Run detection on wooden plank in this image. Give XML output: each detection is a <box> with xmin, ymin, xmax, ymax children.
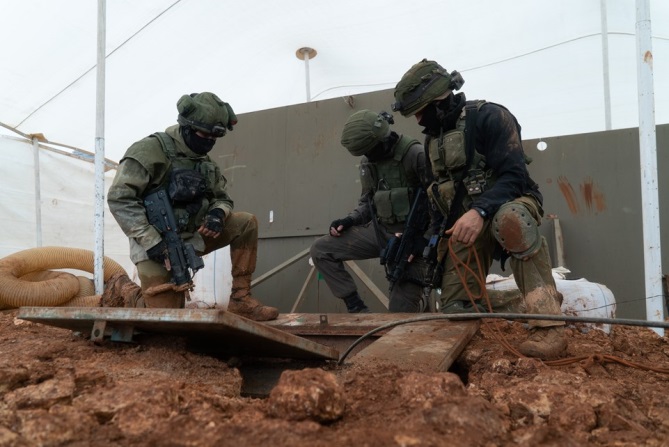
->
<box><xmin>348</xmin><ymin>320</ymin><xmax>480</xmax><ymax>372</ymax></box>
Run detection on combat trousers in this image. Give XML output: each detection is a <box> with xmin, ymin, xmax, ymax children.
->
<box><xmin>310</xmin><ymin>221</ymin><xmax>423</xmax><ymax>312</ymax></box>
<box><xmin>137</xmin><ymin>211</ymin><xmax>259</xmax><ymax>306</ymax></box>
<box><xmin>437</xmin><ymin>196</ymin><xmax>563</xmax><ymax>328</ymax></box>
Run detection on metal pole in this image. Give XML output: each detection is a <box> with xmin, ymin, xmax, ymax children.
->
<box><xmin>94</xmin><ymin>0</ymin><xmax>106</xmax><ymax>294</ymax></box>
<box><xmin>303</xmin><ymin>49</ymin><xmax>311</xmax><ymax>102</ymax></box>
<box><xmin>32</xmin><ymin>137</ymin><xmax>42</xmax><ymax>247</ymax></box>
<box><xmin>635</xmin><ymin>0</ymin><xmax>663</xmax><ymax>335</ymax></box>
<box><xmin>600</xmin><ymin>0</ymin><xmax>612</xmax><ymax>130</ymax></box>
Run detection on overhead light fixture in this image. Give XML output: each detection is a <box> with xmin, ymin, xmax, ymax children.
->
<box><xmin>296</xmin><ymin>47</ymin><xmax>317</xmax><ymax>102</ymax></box>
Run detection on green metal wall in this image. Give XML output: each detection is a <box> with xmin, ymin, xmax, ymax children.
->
<box><xmin>211</xmin><ymin>89</ymin><xmax>668</xmax><ymax>320</ymax></box>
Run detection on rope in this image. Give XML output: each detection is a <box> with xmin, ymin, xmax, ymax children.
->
<box><xmin>339</xmin><ymin>239</ymin><xmax>669</xmax><ymax>375</ymax></box>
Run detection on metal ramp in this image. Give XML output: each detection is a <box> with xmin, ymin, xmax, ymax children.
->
<box><xmin>267</xmin><ymin>313</ymin><xmax>480</xmax><ymax>371</ymax></box>
<box><xmin>17</xmin><ymin>307</ymin><xmax>339</xmax><ymax>360</ymax></box>
<box><xmin>18</xmin><ymin>308</ymin><xmax>481</xmax><ymax>371</ymax></box>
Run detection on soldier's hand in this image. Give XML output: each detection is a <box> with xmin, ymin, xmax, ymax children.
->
<box><xmin>199</xmin><ymin>209</ymin><xmax>225</xmax><ymax>238</ymax></box>
<box><xmin>445</xmin><ymin>209</ymin><xmax>484</xmax><ymax>247</ymax></box>
<box><xmin>146</xmin><ymin>240</ymin><xmax>168</xmax><ymax>264</ymax></box>
<box><xmin>329</xmin><ymin>217</ymin><xmax>355</xmax><ymax>237</ymax></box>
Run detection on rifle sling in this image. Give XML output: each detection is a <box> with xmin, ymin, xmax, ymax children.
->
<box><xmin>437</xmin><ymin>103</ymin><xmax>480</xmax><ymax>260</ymax></box>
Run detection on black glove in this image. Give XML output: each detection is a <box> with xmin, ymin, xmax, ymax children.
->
<box><xmin>146</xmin><ymin>240</ymin><xmax>168</xmax><ymax>263</ymax></box>
<box><xmin>329</xmin><ymin>217</ymin><xmax>355</xmax><ymax>233</ymax></box>
<box><xmin>203</xmin><ymin>209</ymin><xmax>226</xmax><ymax>233</ymax></box>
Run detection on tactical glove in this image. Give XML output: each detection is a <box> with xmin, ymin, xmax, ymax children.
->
<box><xmin>203</xmin><ymin>209</ymin><xmax>226</xmax><ymax>233</ymax></box>
<box><xmin>330</xmin><ymin>217</ymin><xmax>355</xmax><ymax>233</ymax></box>
<box><xmin>146</xmin><ymin>240</ymin><xmax>168</xmax><ymax>264</ymax></box>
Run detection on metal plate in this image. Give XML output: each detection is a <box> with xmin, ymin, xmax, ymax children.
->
<box><xmin>17</xmin><ymin>307</ymin><xmax>339</xmax><ymax>360</ymax></box>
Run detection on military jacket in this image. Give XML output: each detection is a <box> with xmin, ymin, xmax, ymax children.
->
<box><xmin>108</xmin><ymin>124</ymin><xmax>233</xmax><ymax>263</ymax></box>
<box><xmin>426</xmin><ymin>98</ymin><xmax>541</xmax><ymax>219</ymax></box>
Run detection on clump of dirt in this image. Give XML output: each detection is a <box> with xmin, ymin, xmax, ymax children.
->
<box><xmin>1</xmin><ymin>309</ymin><xmax>669</xmax><ymax>446</ymax></box>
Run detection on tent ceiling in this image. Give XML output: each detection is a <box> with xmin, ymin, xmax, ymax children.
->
<box><xmin>1</xmin><ymin>0</ymin><xmax>668</xmax><ymax>162</ymax></box>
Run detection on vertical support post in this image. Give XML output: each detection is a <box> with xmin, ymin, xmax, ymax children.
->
<box><xmin>302</xmin><ymin>49</ymin><xmax>311</xmax><ymax>102</ymax></box>
<box><xmin>635</xmin><ymin>0</ymin><xmax>663</xmax><ymax>335</ymax></box>
<box><xmin>296</xmin><ymin>47</ymin><xmax>317</xmax><ymax>103</ymax></box>
<box><xmin>32</xmin><ymin>137</ymin><xmax>42</xmax><ymax>247</ymax></box>
<box><xmin>94</xmin><ymin>0</ymin><xmax>107</xmax><ymax>295</ymax></box>
<box><xmin>600</xmin><ymin>0</ymin><xmax>612</xmax><ymax>130</ymax></box>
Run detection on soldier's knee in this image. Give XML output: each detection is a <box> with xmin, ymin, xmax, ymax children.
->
<box><xmin>492</xmin><ymin>202</ymin><xmax>541</xmax><ymax>260</ymax></box>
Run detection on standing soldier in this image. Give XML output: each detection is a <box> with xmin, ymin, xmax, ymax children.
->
<box><xmin>310</xmin><ymin>110</ymin><xmax>433</xmax><ymax>313</ymax></box>
<box><xmin>108</xmin><ymin>92</ymin><xmax>278</xmax><ymax>321</ymax></box>
<box><xmin>392</xmin><ymin>59</ymin><xmax>567</xmax><ymax>359</ymax></box>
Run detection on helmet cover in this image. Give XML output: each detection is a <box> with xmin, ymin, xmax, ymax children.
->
<box><xmin>177</xmin><ymin>92</ymin><xmax>237</xmax><ymax>137</ymax></box>
<box><xmin>340</xmin><ymin>110</ymin><xmax>391</xmax><ymax>156</ymax></box>
<box><xmin>393</xmin><ymin>59</ymin><xmax>454</xmax><ymax>117</ymax></box>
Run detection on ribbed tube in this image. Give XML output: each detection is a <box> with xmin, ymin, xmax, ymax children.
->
<box><xmin>0</xmin><ymin>247</ymin><xmax>127</xmax><ymax>308</ymax></box>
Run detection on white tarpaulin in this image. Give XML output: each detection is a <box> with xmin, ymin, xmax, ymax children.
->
<box><xmin>0</xmin><ymin>135</ymin><xmax>231</xmax><ymax>306</ymax></box>
<box><xmin>1</xmin><ymin>0</ymin><xmax>668</xmax><ymax>161</ymax></box>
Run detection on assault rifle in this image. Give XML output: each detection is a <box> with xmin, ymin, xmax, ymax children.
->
<box><xmin>380</xmin><ymin>188</ymin><xmax>430</xmax><ymax>291</ymax></box>
<box><xmin>144</xmin><ymin>190</ymin><xmax>204</xmax><ymax>286</ymax></box>
<box><xmin>422</xmin><ymin>209</ymin><xmax>450</xmax><ymax>289</ymax></box>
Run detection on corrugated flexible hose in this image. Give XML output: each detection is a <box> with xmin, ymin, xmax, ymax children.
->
<box><xmin>0</xmin><ymin>247</ymin><xmax>127</xmax><ymax>308</ymax></box>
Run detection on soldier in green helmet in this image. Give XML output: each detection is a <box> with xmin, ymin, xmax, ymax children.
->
<box><xmin>393</xmin><ymin>59</ymin><xmax>567</xmax><ymax>359</ymax></box>
<box><xmin>310</xmin><ymin>109</ymin><xmax>433</xmax><ymax>313</ymax></box>
<box><xmin>107</xmin><ymin>92</ymin><xmax>279</xmax><ymax>321</ymax></box>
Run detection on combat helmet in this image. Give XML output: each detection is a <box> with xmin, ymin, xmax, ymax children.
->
<box><xmin>177</xmin><ymin>92</ymin><xmax>238</xmax><ymax>137</ymax></box>
<box><xmin>340</xmin><ymin>110</ymin><xmax>393</xmax><ymax>156</ymax></box>
<box><xmin>392</xmin><ymin>59</ymin><xmax>464</xmax><ymax>117</ymax></box>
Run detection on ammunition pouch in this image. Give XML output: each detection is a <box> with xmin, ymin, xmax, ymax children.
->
<box><xmin>374</xmin><ymin>187</ymin><xmax>411</xmax><ymax>226</ymax></box>
<box><xmin>168</xmin><ymin>168</ymin><xmax>206</xmax><ymax>203</ymax></box>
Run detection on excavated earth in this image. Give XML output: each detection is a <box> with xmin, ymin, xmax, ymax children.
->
<box><xmin>1</xmin><ymin>309</ymin><xmax>669</xmax><ymax>447</ymax></box>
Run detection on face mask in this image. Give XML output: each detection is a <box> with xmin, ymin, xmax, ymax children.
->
<box><xmin>182</xmin><ymin>126</ymin><xmax>216</xmax><ymax>155</ymax></box>
<box><xmin>417</xmin><ymin>103</ymin><xmax>441</xmax><ymax>133</ymax></box>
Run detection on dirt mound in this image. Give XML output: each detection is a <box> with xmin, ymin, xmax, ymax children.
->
<box><xmin>1</xmin><ymin>310</ymin><xmax>668</xmax><ymax>446</ymax></box>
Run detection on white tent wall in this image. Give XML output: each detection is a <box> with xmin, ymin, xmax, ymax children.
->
<box><xmin>0</xmin><ymin>136</ymin><xmax>130</xmax><ymax>266</ymax></box>
<box><xmin>0</xmin><ymin>135</ymin><xmax>231</xmax><ymax>306</ymax></box>
<box><xmin>1</xmin><ymin>0</ymin><xmax>668</xmax><ymax>163</ymax></box>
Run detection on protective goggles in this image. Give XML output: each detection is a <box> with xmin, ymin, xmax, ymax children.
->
<box><xmin>178</xmin><ymin>115</ymin><xmax>227</xmax><ymax>138</ymax></box>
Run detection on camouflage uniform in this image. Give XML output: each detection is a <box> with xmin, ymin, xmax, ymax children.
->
<box><xmin>108</xmin><ymin>92</ymin><xmax>278</xmax><ymax>321</ymax></box>
<box><xmin>393</xmin><ymin>60</ymin><xmax>566</xmax><ymax>359</ymax></box>
<box><xmin>310</xmin><ymin>110</ymin><xmax>432</xmax><ymax>313</ymax></box>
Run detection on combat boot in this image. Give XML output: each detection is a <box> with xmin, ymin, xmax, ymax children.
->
<box><xmin>518</xmin><ymin>326</ymin><xmax>567</xmax><ymax>360</ymax></box>
<box><xmin>342</xmin><ymin>292</ymin><xmax>370</xmax><ymax>313</ymax></box>
<box><xmin>228</xmin><ymin>290</ymin><xmax>279</xmax><ymax>321</ymax></box>
<box><xmin>101</xmin><ymin>272</ymin><xmax>144</xmax><ymax>308</ymax></box>
<box><xmin>229</xmin><ymin>274</ymin><xmax>279</xmax><ymax>321</ymax></box>
<box><xmin>229</xmin><ymin>244</ymin><xmax>279</xmax><ymax>321</ymax></box>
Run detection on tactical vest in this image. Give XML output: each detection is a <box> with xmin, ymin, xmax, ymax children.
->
<box><xmin>149</xmin><ymin>132</ymin><xmax>220</xmax><ymax>233</ymax></box>
<box><xmin>426</xmin><ymin>100</ymin><xmax>496</xmax><ymax>217</ymax></box>
<box><xmin>359</xmin><ymin>134</ymin><xmax>421</xmax><ymax>226</ymax></box>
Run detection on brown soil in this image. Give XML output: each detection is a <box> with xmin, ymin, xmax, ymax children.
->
<box><xmin>1</xmin><ymin>310</ymin><xmax>669</xmax><ymax>447</ymax></box>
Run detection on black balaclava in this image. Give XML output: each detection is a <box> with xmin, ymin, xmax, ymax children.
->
<box><xmin>366</xmin><ymin>131</ymin><xmax>399</xmax><ymax>162</ymax></box>
<box><xmin>181</xmin><ymin>126</ymin><xmax>216</xmax><ymax>155</ymax></box>
<box><xmin>418</xmin><ymin>92</ymin><xmax>467</xmax><ymax>136</ymax></box>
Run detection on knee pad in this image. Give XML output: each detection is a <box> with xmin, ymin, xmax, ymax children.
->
<box><xmin>492</xmin><ymin>202</ymin><xmax>541</xmax><ymax>260</ymax></box>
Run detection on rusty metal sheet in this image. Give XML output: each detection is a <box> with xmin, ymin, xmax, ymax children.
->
<box><xmin>267</xmin><ymin>312</ymin><xmax>425</xmax><ymax>336</ymax></box>
<box><xmin>17</xmin><ymin>307</ymin><xmax>338</xmax><ymax>360</ymax></box>
<box><xmin>348</xmin><ymin>320</ymin><xmax>480</xmax><ymax>372</ymax></box>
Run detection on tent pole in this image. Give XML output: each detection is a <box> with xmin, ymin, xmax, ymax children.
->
<box><xmin>296</xmin><ymin>47</ymin><xmax>317</xmax><ymax>103</ymax></box>
<box><xmin>635</xmin><ymin>0</ymin><xmax>663</xmax><ymax>335</ymax></box>
<box><xmin>94</xmin><ymin>0</ymin><xmax>107</xmax><ymax>295</ymax></box>
<box><xmin>600</xmin><ymin>0</ymin><xmax>612</xmax><ymax>130</ymax></box>
<box><xmin>32</xmin><ymin>137</ymin><xmax>42</xmax><ymax>247</ymax></box>
<box><xmin>303</xmin><ymin>49</ymin><xmax>311</xmax><ymax>102</ymax></box>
